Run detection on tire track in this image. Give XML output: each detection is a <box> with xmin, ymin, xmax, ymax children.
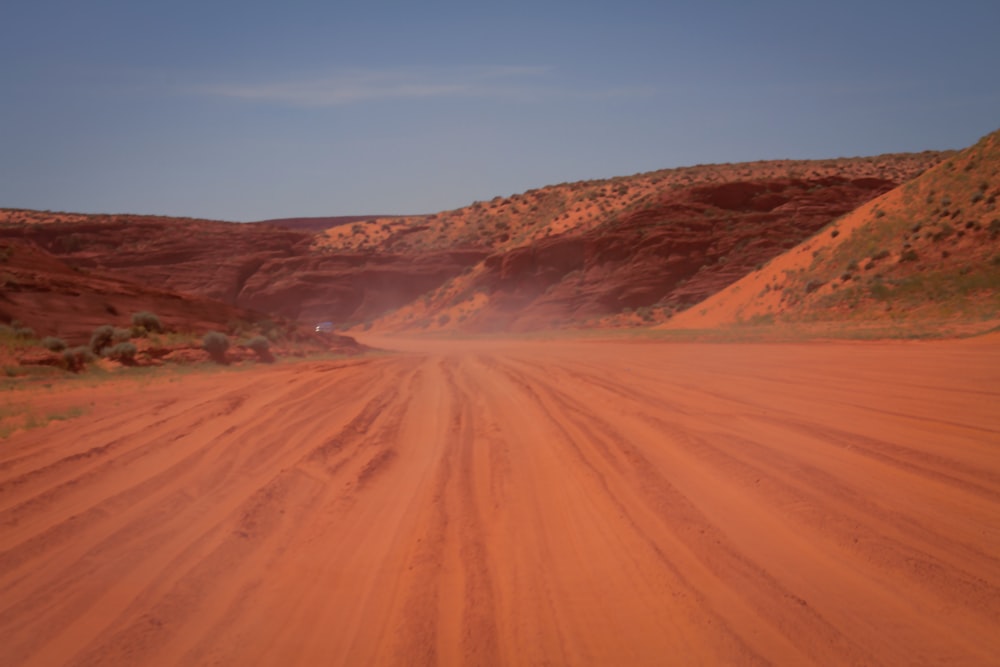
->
<box><xmin>1</xmin><ymin>339</ymin><xmax>998</xmax><ymax>666</ymax></box>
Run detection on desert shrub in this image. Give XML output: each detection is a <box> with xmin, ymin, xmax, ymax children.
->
<box><xmin>131</xmin><ymin>311</ymin><xmax>163</xmax><ymax>334</ymax></box>
<box><xmin>106</xmin><ymin>341</ymin><xmax>137</xmax><ymax>363</ymax></box>
<box><xmin>900</xmin><ymin>249</ymin><xmax>919</xmax><ymax>263</ymax></box>
<box><xmin>14</xmin><ymin>325</ymin><xmax>35</xmax><ymax>340</ymax></box>
<box><xmin>41</xmin><ymin>336</ymin><xmax>67</xmax><ymax>352</ymax></box>
<box><xmin>62</xmin><ymin>346</ymin><xmax>95</xmax><ymax>372</ymax></box>
<box><xmin>245</xmin><ymin>335</ymin><xmax>270</xmax><ymax>353</ymax></box>
<box><xmin>804</xmin><ymin>279</ymin><xmax>825</xmax><ymax>294</ymax></box>
<box><xmin>89</xmin><ymin>325</ymin><xmax>115</xmax><ymax>355</ymax></box>
<box><xmin>869</xmin><ymin>281</ymin><xmax>891</xmax><ymax>300</ymax></box>
<box><xmin>245</xmin><ymin>335</ymin><xmax>273</xmax><ymax>362</ymax></box>
<box><xmin>112</xmin><ymin>327</ymin><xmax>131</xmax><ymax>342</ymax></box>
<box><xmin>203</xmin><ymin>331</ymin><xmax>229</xmax><ymax>362</ymax></box>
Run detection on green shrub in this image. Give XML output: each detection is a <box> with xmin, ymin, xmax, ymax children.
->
<box><xmin>131</xmin><ymin>311</ymin><xmax>163</xmax><ymax>334</ymax></box>
<box><xmin>41</xmin><ymin>336</ymin><xmax>67</xmax><ymax>352</ymax></box>
<box><xmin>203</xmin><ymin>331</ymin><xmax>229</xmax><ymax>362</ymax></box>
<box><xmin>89</xmin><ymin>325</ymin><xmax>115</xmax><ymax>354</ymax></box>
<box><xmin>62</xmin><ymin>346</ymin><xmax>95</xmax><ymax>372</ymax></box>
<box><xmin>245</xmin><ymin>335</ymin><xmax>273</xmax><ymax>362</ymax></box>
<box><xmin>107</xmin><ymin>342</ymin><xmax>137</xmax><ymax>363</ymax></box>
<box><xmin>246</xmin><ymin>335</ymin><xmax>269</xmax><ymax>354</ymax></box>
<box><xmin>113</xmin><ymin>327</ymin><xmax>131</xmax><ymax>342</ymax></box>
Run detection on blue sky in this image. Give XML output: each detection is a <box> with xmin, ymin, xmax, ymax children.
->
<box><xmin>2</xmin><ymin>1</ymin><xmax>998</xmax><ymax>221</ymax></box>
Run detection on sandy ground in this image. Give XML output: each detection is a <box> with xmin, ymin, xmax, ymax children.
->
<box><xmin>1</xmin><ymin>337</ymin><xmax>999</xmax><ymax>666</ymax></box>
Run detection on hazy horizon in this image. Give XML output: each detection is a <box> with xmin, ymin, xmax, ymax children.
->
<box><xmin>3</xmin><ymin>0</ymin><xmax>999</xmax><ymax>222</ymax></box>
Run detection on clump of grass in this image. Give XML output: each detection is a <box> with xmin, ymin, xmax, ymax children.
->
<box><xmin>41</xmin><ymin>336</ymin><xmax>67</xmax><ymax>352</ymax></box>
<box><xmin>0</xmin><ymin>405</ymin><xmax>90</xmax><ymax>439</ymax></box>
<box><xmin>131</xmin><ymin>311</ymin><xmax>163</xmax><ymax>335</ymax></box>
<box><xmin>244</xmin><ymin>335</ymin><xmax>273</xmax><ymax>362</ymax></box>
<box><xmin>14</xmin><ymin>325</ymin><xmax>35</xmax><ymax>340</ymax></box>
<box><xmin>89</xmin><ymin>325</ymin><xmax>116</xmax><ymax>355</ymax></box>
<box><xmin>62</xmin><ymin>346</ymin><xmax>96</xmax><ymax>372</ymax></box>
<box><xmin>202</xmin><ymin>331</ymin><xmax>229</xmax><ymax>363</ymax></box>
<box><xmin>106</xmin><ymin>341</ymin><xmax>138</xmax><ymax>363</ymax></box>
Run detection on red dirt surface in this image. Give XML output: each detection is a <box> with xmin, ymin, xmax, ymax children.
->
<box><xmin>2</xmin><ymin>337</ymin><xmax>998</xmax><ymax>665</ymax></box>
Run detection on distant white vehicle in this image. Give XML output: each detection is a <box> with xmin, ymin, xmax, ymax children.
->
<box><xmin>314</xmin><ymin>321</ymin><xmax>334</xmax><ymax>333</ymax></box>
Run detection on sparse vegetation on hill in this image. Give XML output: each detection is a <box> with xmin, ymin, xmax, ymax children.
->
<box><xmin>666</xmin><ymin>128</ymin><xmax>1000</xmax><ymax>333</ymax></box>
<box><xmin>6</xmin><ymin>137</ymin><xmax>993</xmax><ymax>339</ymax></box>
<box><xmin>360</xmin><ymin>154</ymin><xmax>948</xmax><ymax>332</ymax></box>
<box><xmin>314</xmin><ymin>152</ymin><xmax>947</xmax><ymax>258</ymax></box>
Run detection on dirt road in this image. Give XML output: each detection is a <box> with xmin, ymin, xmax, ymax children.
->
<box><xmin>2</xmin><ymin>338</ymin><xmax>999</xmax><ymax>665</ymax></box>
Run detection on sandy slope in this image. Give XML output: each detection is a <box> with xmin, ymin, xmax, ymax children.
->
<box><xmin>1</xmin><ymin>339</ymin><xmax>998</xmax><ymax>665</ymax></box>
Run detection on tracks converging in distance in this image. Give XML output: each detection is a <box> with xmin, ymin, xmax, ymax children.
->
<box><xmin>2</xmin><ymin>339</ymin><xmax>999</xmax><ymax>665</ymax></box>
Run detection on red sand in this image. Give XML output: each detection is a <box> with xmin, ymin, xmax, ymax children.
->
<box><xmin>2</xmin><ymin>337</ymin><xmax>998</xmax><ymax>665</ymax></box>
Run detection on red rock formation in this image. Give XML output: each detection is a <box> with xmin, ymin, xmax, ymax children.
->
<box><xmin>0</xmin><ymin>152</ymin><xmax>947</xmax><ymax>336</ymax></box>
<box><xmin>462</xmin><ymin>177</ymin><xmax>903</xmax><ymax>330</ymax></box>
<box><xmin>0</xmin><ymin>238</ymin><xmax>263</xmax><ymax>344</ymax></box>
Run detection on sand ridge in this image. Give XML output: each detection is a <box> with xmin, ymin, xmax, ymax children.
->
<box><xmin>1</xmin><ymin>339</ymin><xmax>998</xmax><ymax>665</ymax></box>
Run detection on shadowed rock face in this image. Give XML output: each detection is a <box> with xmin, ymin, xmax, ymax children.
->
<box><xmin>463</xmin><ymin>177</ymin><xmax>901</xmax><ymax>330</ymax></box>
<box><xmin>0</xmin><ymin>238</ymin><xmax>264</xmax><ymax>344</ymax></box>
<box><xmin>0</xmin><ymin>215</ymin><xmax>489</xmax><ymax>329</ymax></box>
<box><xmin>236</xmin><ymin>249</ymin><xmax>489</xmax><ymax>322</ymax></box>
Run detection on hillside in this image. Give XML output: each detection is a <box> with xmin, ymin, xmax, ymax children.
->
<box><xmin>322</xmin><ymin>153</ymin><xmax>946</xmax><ymax>332</ymax></box>
<box><xmin>665</xmin><ymin>128</ymin><xmax>1000</xmax><ymax>332</ymax></box>
<box><xmin>0</xmin><ymin>149</ymin><xmax>951</xmax><ymax>338</ymax></box>
<box><xmin>0</xmin><ymin>210</ymin><xmax>485</xmax><ymax>327</ymax></box>
<box><xmin>0</xmin><ymin>236</ymin><xmax>264</xmax><ymax>345</ymax></box>
<box><xmin>252</xmin><ymin>215</ymin><xmax>415</xmax><ymax>233</ymax></box>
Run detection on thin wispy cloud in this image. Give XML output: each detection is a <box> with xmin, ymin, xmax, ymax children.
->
<box><xmin>189</xmin><ymin>66</ymin><xmax>653</xmax><ymax>107</ymax></box>
<box><xmin>190</xmin><ymin>66</ymin><xmax>550</xmax><ymax>106</ymax></box>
